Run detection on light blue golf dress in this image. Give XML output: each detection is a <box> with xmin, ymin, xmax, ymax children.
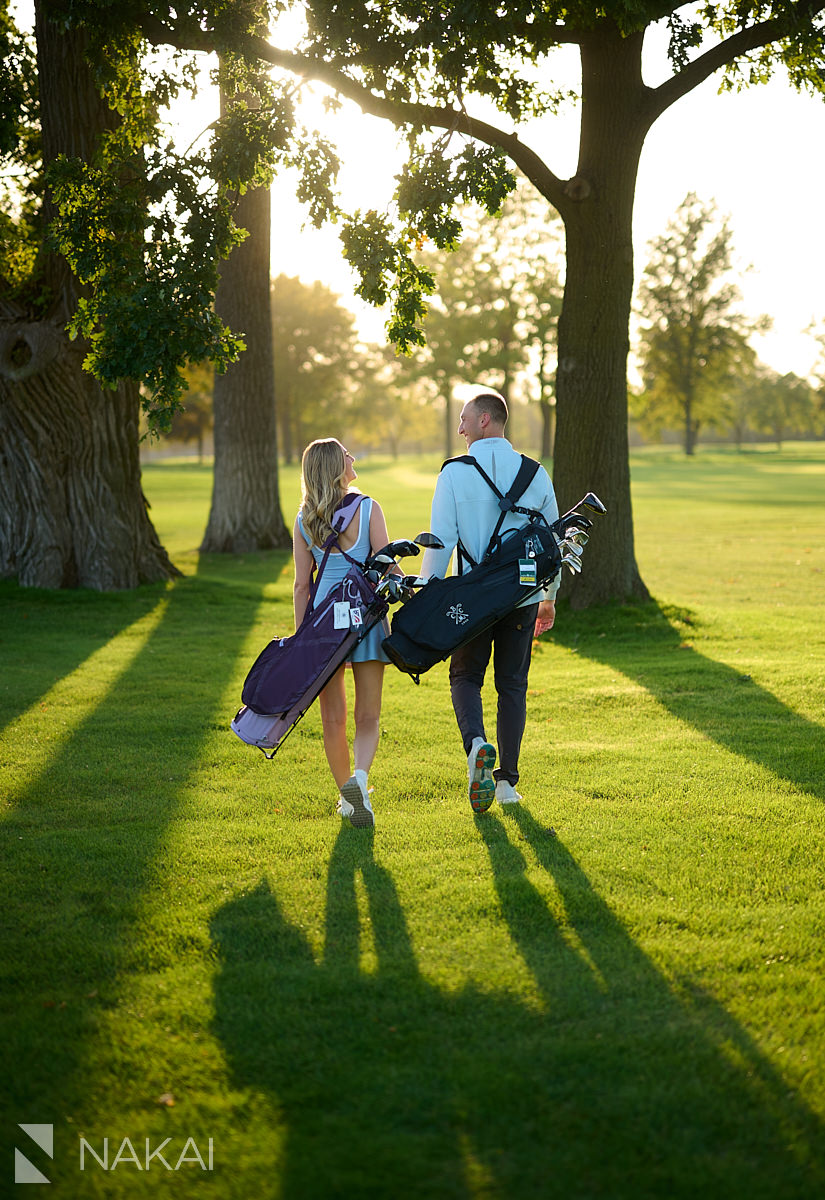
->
<box><xmin>297</xmin><ymin>496</ymin><xmax>391</xmax><ymax>664</ymax></box>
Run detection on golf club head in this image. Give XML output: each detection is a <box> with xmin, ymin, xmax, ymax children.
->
<box><xmin>401</xmin><ymin>574</ymin><xmax>429</xmax><ymax>589</ymax></box>
<box><xmin>555</xmin><ymin>510</ymin><xmax>592</xmax><ymax>534</ymax></box>
<box><xmin>414</xmin><ymin>532</ymin><xmax>445</xmax><ymax>549</ymax></box>
<box><xmin>567</xmin><ymin>513</ymin><xmax>594</xmax><ymax>531</ymax></box>
<box><xmin>562</xmin><ymin>554</ymin><xmax>582</xmax><ymax>573</ymax></box>
<box><xmin>563</xmin><ymin>529</ymin><xmax>589</xmax><ymax>547</ymax></box>
<box><xmin>581</xmin><ymin>492</ymin><xmax>607</xmax><ymax>515</ymax></box>
<box><xmin>560</xmin><ymin>540</ymin><xmax>584</xmax><ymax>557</ymax></box>
<box><xmin>365</xmin><ymin>552</ymin><xmax>396</xmax><ymax>572</ymax></box>
<box><xmin>384</xmin><ymin>577</ymin><xmax>405</xmax><ymax>602</ymax></box>
<box><xmin>378</xmin><ymin>539</ymin><xmax>420</xmax><ymax>560</ymax></box>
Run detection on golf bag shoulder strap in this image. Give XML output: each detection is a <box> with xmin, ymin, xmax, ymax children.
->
<box><xmin>332</xmin><ymin>491</ymin><xmax>367</xmax><ymax>535</ymax></box>
<box><xmin>307</xmin><ymin>493</ymin><xmax>369</xmax><ymax>610</ymax></box>
<box><xmin>440</xmin><ymin>454</ymin><xmax>542</xmax><ymax>568</ymax></box>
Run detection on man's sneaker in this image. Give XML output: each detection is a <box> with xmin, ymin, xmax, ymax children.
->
<box><xmin>468</xmin><ymin>737</ymin><xmax>496</xmax><ymax>814</ymax></box>
<box><xmin>495</xmin><ymin>780</ymin><xmax>522</xmax><ymax>805</ymax></box>
<box><xmin>339</xmin><ymin>769</ymin><xmax>375</xmax><ymax>828</ymax></box>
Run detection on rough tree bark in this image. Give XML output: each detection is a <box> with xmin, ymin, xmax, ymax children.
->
<box><xmin>0</xmin><ymin>2</ymin><xmax>178</xmax><ymax>590</ymax></box>
<box><xmin>200</xmin><ymin>93</ymin><xmax>290</xmax><ymax>553</ymax></box>
<box><xmin>553</xmin><ymin>27</ymin><xmax>651</xmax><ymax>606</ymax></box>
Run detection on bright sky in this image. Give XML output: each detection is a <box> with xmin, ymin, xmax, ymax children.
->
<box><xmin>12</xmin><ymin>1</ymin><xmax>825</xmax><ymax>378</ymax></box>
<box><xmin>263</xmin><ymin>30</ymin><xmax>825</xmax><ymax>380</ymax></box>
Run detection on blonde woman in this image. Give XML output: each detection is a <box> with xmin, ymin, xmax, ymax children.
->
<box><xmin>293</xmin><ymin>439</ymin><xmax>393</xmax><ymax>827</ymax></box>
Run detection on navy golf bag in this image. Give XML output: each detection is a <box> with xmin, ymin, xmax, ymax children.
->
<box><xmin>382</xmin><ymin>456</ymin><xmax>606</xmax><ymax>683</ymax></box>
<box><xmin>382</xmin><ymin>455</ymin><xmax>562</xmax><ymax>682</ymax></box>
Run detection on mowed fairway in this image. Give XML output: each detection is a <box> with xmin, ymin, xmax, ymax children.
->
<box><xmin>1</xmin><ymin>445</ymin><xmax>823</xmax><ymax>1198</ymax></box>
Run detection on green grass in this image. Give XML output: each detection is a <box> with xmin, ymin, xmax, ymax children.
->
<box><xmin>1</xmin><ymin>444</ymin><xmax>824</xmax><ymax>1198</ymax></box>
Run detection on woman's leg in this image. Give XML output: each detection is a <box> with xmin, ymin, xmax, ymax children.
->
<box><xmin>318</xmin><ymin>666</ymin><xmax>351</xmax><ymax>788</ymax></box>
<box><xmin>351</xmin><ymin>660</ymin><xmax>385</xmax><ymax>775</ymax></box>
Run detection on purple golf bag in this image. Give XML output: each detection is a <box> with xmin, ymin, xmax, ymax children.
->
<box><xmin>231</xmin><ymin>495</ymin><xmax>388</xmax><ymax>758</ymax></box>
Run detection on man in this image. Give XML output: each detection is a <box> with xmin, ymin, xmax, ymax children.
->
<box><xmin>421</xmin><ymin>389</ymin><xmax>559</xmax><ymax>813</ymax></box>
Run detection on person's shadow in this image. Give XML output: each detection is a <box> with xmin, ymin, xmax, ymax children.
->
<box><xmin>547</xmin><ymin>601</ymin><xmax>824</xmax><ymax>802</ymax></box>
<box><xmin>211</xmin><ymin>821</ymin><xmax>825</xmax><ymax>1198</ymax></box>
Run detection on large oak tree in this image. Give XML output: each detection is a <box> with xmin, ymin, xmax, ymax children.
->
<box><xmin>0</xmin><ymin>4</ymin><xmax>180</xmax><ymax>587</ymax></box>
<box><xmin>1</xmin><ymin>1</ymin><xmax>326</xmax><ymax>586</ymax></box>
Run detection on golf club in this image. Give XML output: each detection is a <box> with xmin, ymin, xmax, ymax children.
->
<box><xmin>414</xmin><ymin>532</ymin><xmax>445</xmax><ymax>549</ymax></box>
<box><xmin>582</xmin><ymin>492</ymin><xmax>607</xmax><ymax>514</ymax></box>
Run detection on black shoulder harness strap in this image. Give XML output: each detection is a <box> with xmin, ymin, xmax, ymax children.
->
<box><xmin>440</xmin><ymin>454</ymin><xmax>543</xmax><ymax>569</ymax></box>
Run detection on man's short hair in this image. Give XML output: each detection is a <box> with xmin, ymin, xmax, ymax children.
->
<box><xmin>471</xmin><ymin>391</ymin><xmax>509</xmax><ymax>428</ymax></box>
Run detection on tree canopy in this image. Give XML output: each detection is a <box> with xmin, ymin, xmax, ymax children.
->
<box><xmin>9</xmin><ymin>2</ymin><xmax>822</xmax><ymax>429</ymax></box>
<box><xmin>4</xmin><ymin>0</ymin><xmax>825</xmax><ymax>600</ymax></box>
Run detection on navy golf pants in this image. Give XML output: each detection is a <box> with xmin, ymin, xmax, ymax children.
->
<box><xmin>449</xmin><ymin>602</ymin><xmax>539</xmax><ymax>786</ymax></box>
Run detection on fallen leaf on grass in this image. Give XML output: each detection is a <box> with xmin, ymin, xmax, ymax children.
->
<box><xmin>157</xmin><ymin>1093</ymin><xmax>176</xmax><ymax>1107</ymax></box>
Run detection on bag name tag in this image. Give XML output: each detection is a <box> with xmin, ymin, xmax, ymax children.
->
<box><xmin>350</xmin><ymin>607</ymin><xmax>363</xmax><ymax>627</ymax></box>
<box><xmin>334</xmin><ymin>601</ymin><xmax>351</xmax><ymax>629</ymax></box>
<box><xmin>519</xmin><ymin>558</ymin><xmax>537</xmax><ymax>586</ymax></box>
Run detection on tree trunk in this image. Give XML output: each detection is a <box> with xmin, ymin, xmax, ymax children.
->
<box><xmin>279</xmin><ymin>385</ymin><xmax>294</xmax><ymax>465</ymax></box>
<box><xmin>201</xmin><ymin>112</ymin><xmax>290</xmax><ymax>551</ymax></box>
<box><xmin>443</xmin><ymin>389</ymin><xmax>452</xmax><ymax>459</ymax></box>
<box><xmin>552</xmin><ymin>27</ymin><xmax>650</xmax><ymax>606</ymax></box>
<box><xmin>0</xmin><ymin>3</ymin><xmax>178</xmax><ymax>590</ymax></box>
<box><xmin>685</xmin><ymin>391</ymin><xmax>696</xmax><ymax>455</ymax></box>
<box><xmin>539</xmin><ymin>397</ymin><xmax>555</xmax><ymax>461</ymax></box>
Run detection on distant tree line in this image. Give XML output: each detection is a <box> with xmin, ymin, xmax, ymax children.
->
<box><xmin>632</xmin><ymin>193</ymin><xmax>824</xmax><ymax>454</ymax></box>
<box><xmin>162</xmin><ymin>189</ymin><xmax>824</xmax><ymax>464</ymax></box>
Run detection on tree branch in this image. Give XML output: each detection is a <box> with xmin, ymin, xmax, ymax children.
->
<box><xmin>645</xmin><ymin>0</ymin><xmax>825</xmax><ymax>123</ymax></box>
<box><xmin>139</xmin><ymin>15</ymin><xmax>568</xmax><ymax>210</ymax></box>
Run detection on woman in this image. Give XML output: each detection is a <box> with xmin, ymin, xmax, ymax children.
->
<box><xmin>293</xmin><ymin>438</ymin><xmax>393</xmax><ymax>828</ymax></box>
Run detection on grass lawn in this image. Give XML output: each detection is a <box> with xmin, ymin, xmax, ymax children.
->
<box><xmin>1</xmin><ymin>443</ymin><xmax>824</xmax><ymax>1198</ymax></box>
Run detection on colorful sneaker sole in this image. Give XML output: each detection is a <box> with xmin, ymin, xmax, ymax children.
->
<box><xmin>469</xmin><ymin>743</ymin><xmax>496</xmax><ymax>814</ymax></box>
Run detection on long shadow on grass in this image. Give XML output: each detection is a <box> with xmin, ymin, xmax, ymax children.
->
<box><xmin>211</xmin><ymin>824</ymin><xmax>825</xmax><ymax>1200</ymax></box>
<box><xmin>550</xmin><ymin>601</ymin><xmax>825</xmax><ymax>801</ymax></box>
<box><xmin>0</xmin><ymin>578</ymin><xmax>159</xmax><ymax>737</ymax></box>
<box><xmin>477</xmin><ymin>806</ymin><xmax>825</xmax><ymax>1198</ymax></box>
<box><xmin>0</xmin><ymin>559</ymin><xmax>273</xmax><ymax>1128</ymax></box>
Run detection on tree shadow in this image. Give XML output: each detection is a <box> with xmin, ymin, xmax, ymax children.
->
<box><xmin>211</xmin><ymin>822</ymin><xmax>825</xmax><ymax>1199</ymax></box>
<box><xmin>0</xmin><ymin>565</ymin><xmax>266</xmax><ymax>1130</ymax></box>
<box><xmin>0</xmin><ymin>577</ymin><xmax>160</xmax><ymax>738</ymax></box>
<box><xmin>550</xmin><ymin>601</ymin><xmax>824</xmax><ymax>802</ymax></box>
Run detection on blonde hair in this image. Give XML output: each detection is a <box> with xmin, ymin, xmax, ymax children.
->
<box><xmin>300</xmin><ymin>439</ymin><xmax>350</xmax><ymax>548</ymax></box>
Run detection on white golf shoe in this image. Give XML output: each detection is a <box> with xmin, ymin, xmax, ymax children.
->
<box><xmin>495</xmin><ymin>780</ymin><xmax>522</xmax><ymax>805</ymax></box>
<box><xmin>339</xmin><ymin>769</ymin><xmax>375</xmax><ymax>828</ymax></box>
